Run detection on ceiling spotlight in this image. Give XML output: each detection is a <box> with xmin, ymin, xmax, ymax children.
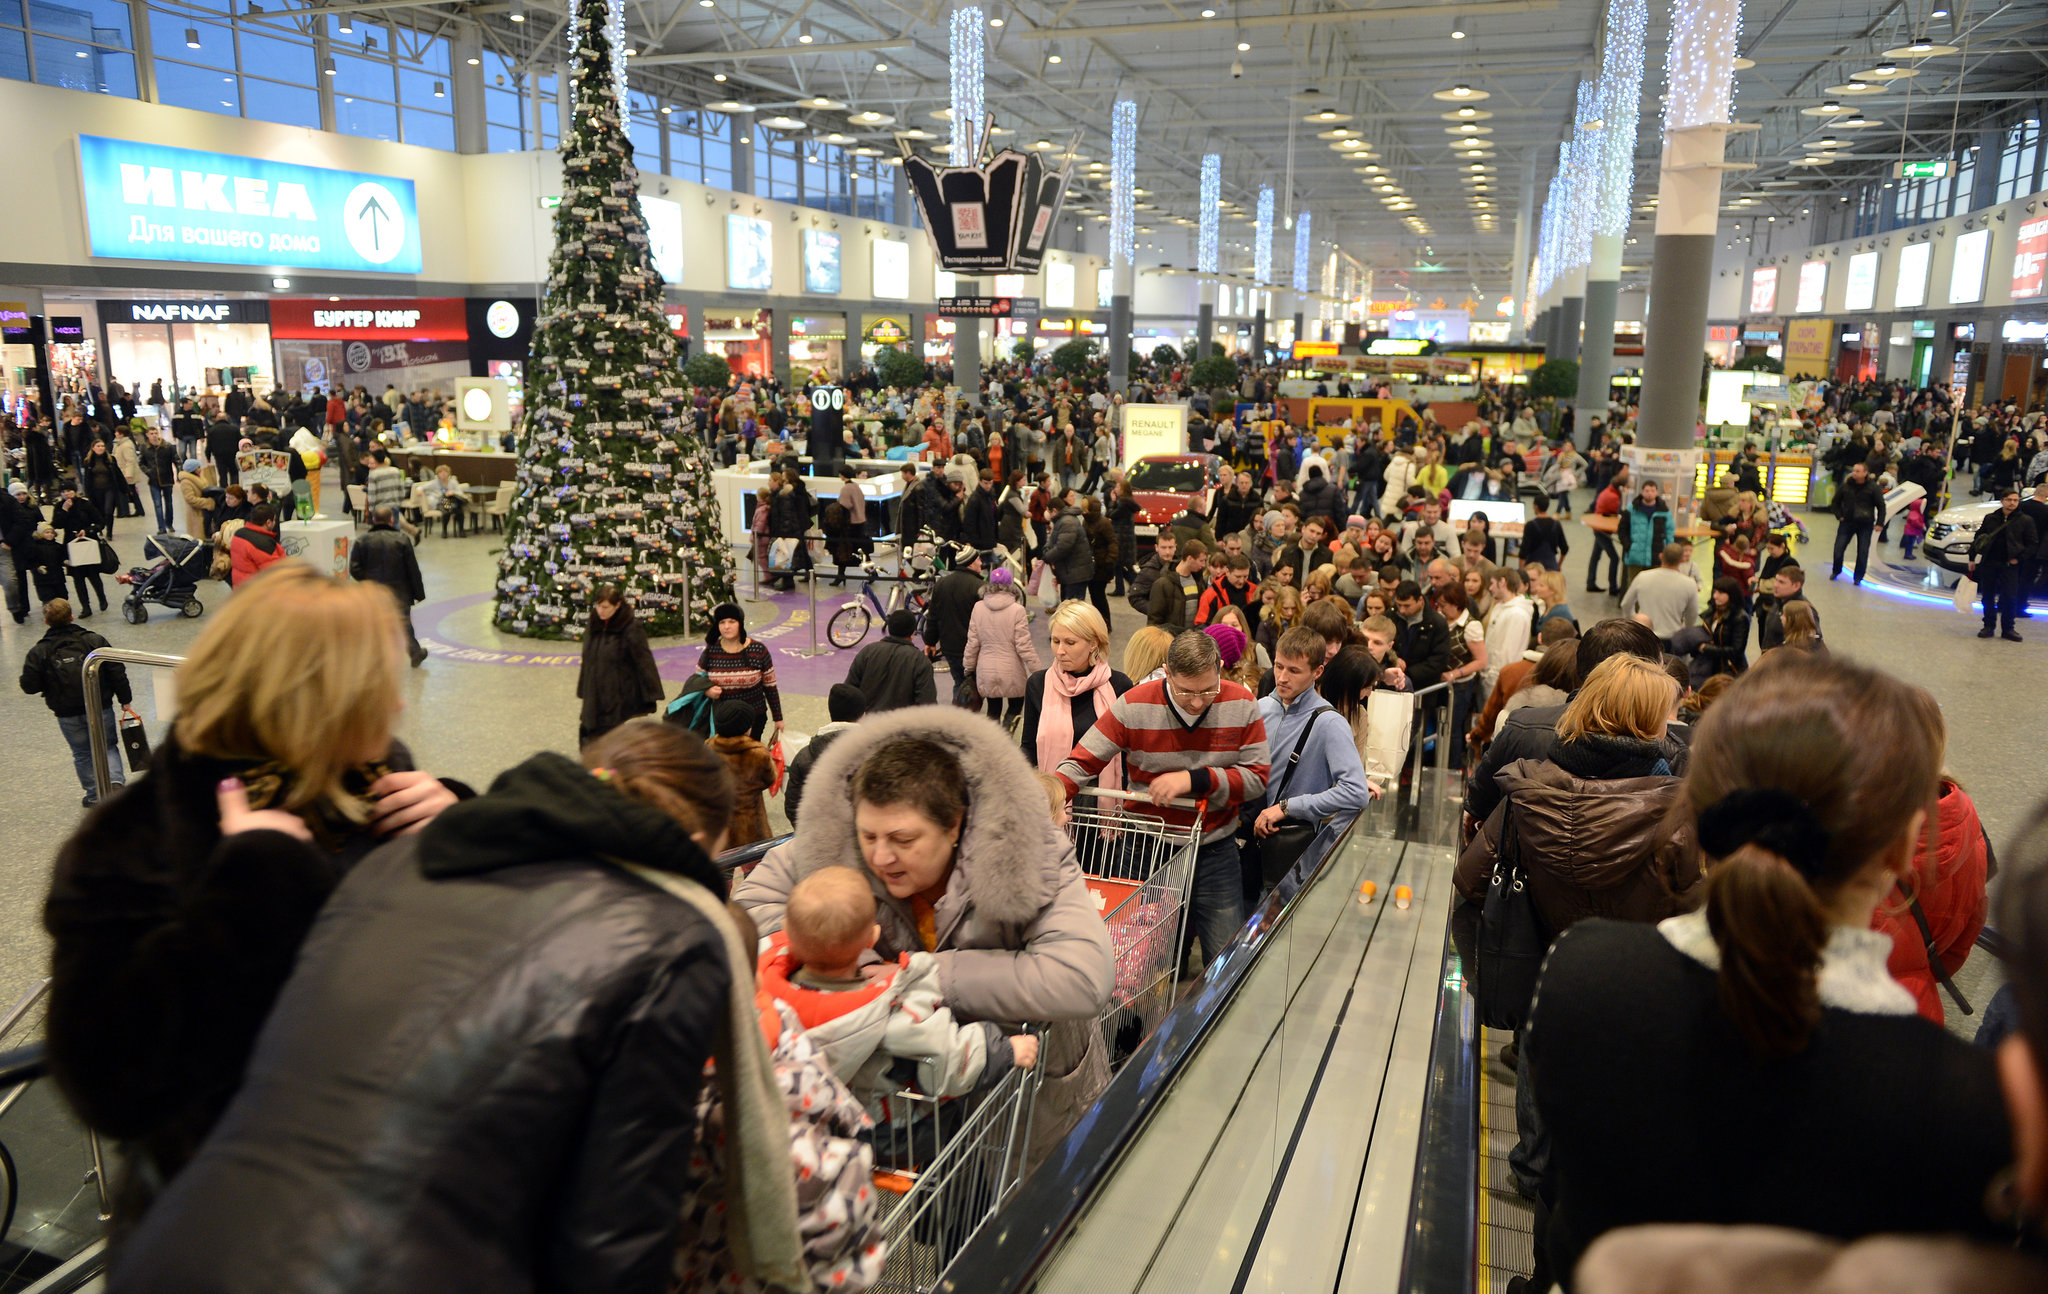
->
<box><xmin>1874</xmin><ymin>60</ymin><xmax>1897</xmax><ymax>74</ymax></box>
<box><xmin>321</xmin><ymin>55</ymin><xmax>336</xmax><ymax>74</ymax></box>
<box><xmin>1236</xmin><ymin>37</ymin><xmax>1251</xmax><ymax>50</ymax></box>
<box><xmin>1451</xmin><ymin>83</ymin><xmax>1472</xmax><ymax>96</ymax></box>
<box><xmin>714</xmin><ymin>71</ymin><xmax>727</xmax><ymax>80</ymax></box>
<box><xmin>659</xmin><ymin>103</ymin><xmax>671</xmax><ymax>114</ymax></box>
<box><xmin>1200</xmin><ymin>6</ymin><xmax>1216</xmax><ymax>15</ymax></box>
<box><xmin>1451</xmin><ymin>23</ymin><xmax>1465</xmax><ymax>38</ymax></box>
<box><xmin>1907</xmin><ymin>38</ymin><xmax>1932</xmax><ymax>52</ymax></box>
<box><xmin>432</xmin><ymin>79</ymin><xmax>444</xmax><ymax>97</ymax></box>
<box><xmin>622</xmin><ymin>44</ymin><xmax>636</xmax><ymax>55</ymax></box>
<box><xmin>797</xmin><ymin>20</ymin><xmax>812</xmax><ymax>42</ymax></box>
<box><xmin>1930</xmin><ymin>5</ymin><xmax>1948</xmax><ymax>15</ymax></box>
<box><xmin>988</xmin><ymin>14</ymin><xmax>1002</xmax><ymax>25</ymax></box>
<box><xmin>699</xmin><ymin>0</ymin><xmax>714</xmax><ymax>6</ymax></box>
<box><xmin>184</xmin><ymin>25</ymin><xmax>199</xmax><ymax>46</ymax></box>
<box><xmin>874</xmin><ymin>61</ymin><xmax>887</xmax><ymax>70</ymax></box>
<box><xmin>1046</xmin><ymin>41</ymin><xmax>1061</xmax><ymax>63</ymax></box>
<box><xmin>508</xmin><ymin>0</ymin><xmax>523</xmax><ymax>20</ymax></box>
<box><xmin>1231</xmin><ymin>57</ymin><xmax>1243</xmax><ymax>76</ymax></box>
<box><xmin>336</xmin><ymin>13</ymin><xmax>352</xmax><ymax>32</ymax></box>
<box><xmin>465</xmin><ymin>54</ymin><xmax>480</xmax><ymax>64</ymax></box>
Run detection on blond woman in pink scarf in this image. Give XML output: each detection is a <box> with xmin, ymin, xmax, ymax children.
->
<box><xmin>1023</xmin><ymin>601</ymin><xmax>1131</xmax><ymax>790</ymax></box>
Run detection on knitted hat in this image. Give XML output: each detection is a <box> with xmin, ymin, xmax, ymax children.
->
<box><xmin>706</xmin><ymin>602</ymin><xmax>746</xmax><ymax>645</ymax></box>
<box><xmin>184</xmin><ymin>458</ymin><xmax>202</xmax><ymax>474</ymax></box>
<box><xmin>1347</xmin><ymin>514</ymin><xmax>1368</xmax><ymax>530</ymax></box>
<box><xmin>1203</xmin><ymin>622</ymin><xmax>1247</xmax><ymax>669</ymax></box>
<box><xmin>988</xmin><ymin>565</ymin><xmax>1015</xmax><ymax>587</ymax></box>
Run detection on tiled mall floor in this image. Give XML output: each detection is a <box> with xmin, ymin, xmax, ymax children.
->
<box><xmin>1</xmin><ymin>473</ymin><xmax>2043</xmax><ymax>1020</ymax></box>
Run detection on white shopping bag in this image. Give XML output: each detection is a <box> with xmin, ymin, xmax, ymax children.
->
<box><xmin>1364</xmin><ymin>690</ymin><xmax>1414</xmax><ymax>789</ymax></box>
<box><xmin>1952</xmin><ymin>574</ymin><xmax>1978</xmax><ymax>615</ymax></box>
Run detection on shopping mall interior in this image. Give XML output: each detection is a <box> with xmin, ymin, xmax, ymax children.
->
<box><xmin>2</xmin><ymin>0</ymin><xmax>2048</xmax><ymax>1289</ymax></box>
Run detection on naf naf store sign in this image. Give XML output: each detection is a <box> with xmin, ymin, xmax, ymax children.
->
<box><xmin>101</xmin><ymin>298</ymin><xmax>271</xmax><ymax>326</ymax></box>
<box><xmin>76</xmin><ymin>135</ymin><xmax>423</xmax><ymax>275</ymax></box>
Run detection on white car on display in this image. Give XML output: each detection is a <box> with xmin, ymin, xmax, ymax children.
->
<box><xmin>1923</xmin><ymin>498</ymin><xmax>2002</xmax><ymax>575</ymax></box>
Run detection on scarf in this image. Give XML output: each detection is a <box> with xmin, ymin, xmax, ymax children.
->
<box><xmin>1038</xmin><ymin>662</ymin><xmax>1122</xmax><ymax>792</ymax></box>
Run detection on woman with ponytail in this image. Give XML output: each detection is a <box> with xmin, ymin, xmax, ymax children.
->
<box><xmin>1522</xmin><ymin>652</ymin><xmax>2013</xmax><ymax>1290</ymax></box>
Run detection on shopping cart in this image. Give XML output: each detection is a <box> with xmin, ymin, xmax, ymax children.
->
<box><xmin>1067</xmin><ymin>787</ymin><xmax>1203</xmax><ymax>1054</ymax></box>
<box><xmin>868</xmin><ymin>1049</ymin><xmax>1044</xmax><ymax>1294</ymax></box>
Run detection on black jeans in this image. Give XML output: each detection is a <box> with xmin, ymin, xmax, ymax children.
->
<box><xmin>1087</xmin><ymin>575</ymin><xmax>1112</xmax><ymax>622</ymax></box>
<box><xmin>1983</xmin><ymin>562</ymin><xmax>2022</xmax><ymax>634</ymax></box>
<box><xmin>983</xmin><ymin>695</ymin><xmax>1024</xmax><ymax>722</ymax></box>
<box><xmin>1588</xmin><ymin>532</ymin><xmax>1621</xmax><ymax>591</ymax></box>
<box><xmin>1831</xmin><ymin>520</ymin><xmax>1873</xmax><ymax>582</ymax></box>
<box><xmin>71</xmin><ymin>567</ymin><xmax>107</xmax><ymax>611</ymax></box>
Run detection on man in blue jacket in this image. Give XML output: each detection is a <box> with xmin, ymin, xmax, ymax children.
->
<box><xmin>1251</xmin><ymin>625</ymin><xmax>1374</xmax><ymax>898</ymax></box>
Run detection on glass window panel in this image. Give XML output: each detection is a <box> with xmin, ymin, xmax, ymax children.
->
<box><xmin>397</xmin><ymin>65</ymin><xmax>442</xmax><ymax>107</ymax></box>
<box><xmin>484</xmin><ymin>121</ymin><xmax>521</xmax><ymax>153</ymax></box>
<box><xmin>0</xmin><ymin>27</ymin><xmax>27</xmax><ymax>81</ymax></box>
<box><xmin>704</xmin><ymin>136</ymin><xmax>729</xmax><ymax>177</ymax></box>
<box><xmin>335</xmin><ymin>93</ymin><xmax>397</xmax><ymax>139</ymax></box>
<box><xmin>241</xmin><ymin>74</ymin><xmax>316</xmax><ymax>126</ymax></box>
<box><xmin>536</xmin><ymin>71</ymin><xmax>557</xmax><ymax>146</ymax></box>
<box><xmin>402</xmin><ymin>106</ymin><xmax>453</xmax><ymax>150</ymax></box>
<box><xmin>332</xmin><ymin>50</ymin><xmax>392</xmax><ymax>100</ymax></box>
<box><xmin>402</xmin><ymin>31</ymin><xmax>448</xmax><ymax>72</ymax></box>
<box><xmin>0</xmin><ymin>0</ymin><xmax>18</xmax><ymax>25</ymax></box>
<box><xmin>150</xmin><ymin>11</ymin><xmax>232</xmax><ymax>68</ymax></box>
<box><xmin>155</xmin><ymin>58</ymin><xmax>238</xmax><ymax>114</ymax></box>
<box><xmin>235</xmin><ymin>28</ymin><xmax>311</xmax><ymax>81</ymax></box>
<box><xmin>35</xmin><ymin>38</ymin><xmax>132</xmax><ymax>93</ymax></box>
<box><xmin>30</xmin><ymin>0</ymin><xmax>128</xmax><ymax>46</ymax></box>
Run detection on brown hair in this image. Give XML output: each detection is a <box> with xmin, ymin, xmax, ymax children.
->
<box><xmin>1274</xmin><ymin>625</ymin><xmax>1328</xmax><ymax>666</ymax></box>
<box><xmin>853</xmin><ymin>736</ymin><xmax>969</xmax><ymax>830</ymax></box>
<box><xmin>785</xmin><ymin>867</ymin><xmax>877</xmax><ymax>967</ymax></box>
<box><xmin>1686</xmin><ymin>654</ymin><xmax>1944</xmax><ymax>1058</ymax></box>
<box><xmin>173</xmin><ymin>565</ymin><xmax>403</xmax><ymax>815</ymax></box>
<box><xmin>1779</xmin><ymin>600</ymin><xmax>1820</xmax><ymax>650</ymax></box>
<box><xmin>1301</xmin><ymin>598</ymin><xmax>1354</xmax><ymax>644</ymax></box>
<box><xmin>1529</xmin><ymin>638</ymin><xmax>1580</xmax><ymax>692</ymax></box>
<box><xmin>581</xmin><ymin>717</ymin><xmax>734</xmax><ymax>847</ymax></box>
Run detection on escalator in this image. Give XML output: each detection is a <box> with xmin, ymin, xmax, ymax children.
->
<box><xmin>0</xmin><ymin>986</ymin><xmax>113</xmax><ymax>1293</ymax></box>
<box><xmin>938</xmin><ymin>792</ymin><xmax>1486</xmax><ymax>1294</ymax></box>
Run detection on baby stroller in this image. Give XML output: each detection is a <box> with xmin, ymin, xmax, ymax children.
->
<box><xmin>118</xmin><ymin>533</ymin><xmax>208</xmax><ymax>623</ymax></box>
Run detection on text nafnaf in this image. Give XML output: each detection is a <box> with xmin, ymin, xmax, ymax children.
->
<box><xmin>77</xmin><ymin>135</ymin><xmax>423</xmax><ymax>275</ymax></box>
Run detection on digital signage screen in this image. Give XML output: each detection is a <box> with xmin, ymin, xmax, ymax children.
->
<box><xmin>725</xmin><ymin>214</ymin><xmax>774</xmax><ymax>291</ymax></box>
<box><xmin>802</xmin><ymin>229</ymin><xmax>842</xmax><ymax>294</ymax></box>
<box><xmin>872</xmin><ymin>238</ymin><xmax>910</xmax><ymax>300</ymax></box>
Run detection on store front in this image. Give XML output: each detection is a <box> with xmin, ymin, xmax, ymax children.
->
<box><xmin>787</xmin><ymin>313</ymin><xmax>846</xmax><ymax>383</ymax></box>
<box><xmin>99</xmin><ymin>298</ymin><xmax>273</xmax><ymax>403</ymax></box>
<box><xmin>859</xmin><ymin>312</ymin><xmax>911</xmax><ymax>365</ymax></box>
<box><xmin>1</xmin><ymin>303</ymin><xmax>36</xmax><ymax>421</ymax></box>
<box><xmin>1834</xmin><ymin>324</ymin><xmax>1877</xmax><ymax>384</ymax></box>
<box><xmin>2001</xmin><ymin>318</ymin><xmax>2048</xmax><ymax>408</ymax></box>
<box><xmin>1948</xmin><ymin>323</ymin><xmax>1977</xmax><ymax>405</ymax></box>
<box><xmin>1739</xmin><ymin>325</ymin><xmax>1781</xmax><ymax>363</ymax></box>
<box><xmin>704</xmin><ymin>309</ymin><xmax>773</xmax><ymax>378</ymax></box>
<box><xmin>922</xmin><ymin>314</ymin><xmax>953</xmax><ymax>364</ymax></box>
<box><xmin>270</xmin><ymin>297</ymin><xmax>472</xmax><ymax>401</ymax></box>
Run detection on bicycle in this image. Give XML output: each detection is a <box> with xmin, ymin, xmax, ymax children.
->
<box><xmin>827</xmin><ymin>563</ymin><xmax>934</xmax><ymax>648</ymax></box>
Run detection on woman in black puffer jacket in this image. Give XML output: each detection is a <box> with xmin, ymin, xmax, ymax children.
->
<box><xmin>575</xmin><ymin>585</ymin><xmax>665</xmax><ymax>746</ymax></box>
<box><xmin>112</xmin><ymin>720</ymin><xmax>758</xmax><ymax>1294</ymax></box>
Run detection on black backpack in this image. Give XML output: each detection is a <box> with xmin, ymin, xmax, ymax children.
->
<box><xmin>42</xmin><ymin>635</ymin><xmax>93</xmax><ymax>715</ymax></box>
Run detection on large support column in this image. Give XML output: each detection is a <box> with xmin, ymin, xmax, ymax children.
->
<box><xmin>1981</xmin><ymin>340</ymin><xmax>2007</xmax><ymax>406</ymax></box>
<box><xmin>1575</xmin><ymin>234</ymin><xmax>1622</xmax><ymax>438</ymax></box>
<box><xmin>1253</xmin><ymin>299</ymin><xmax>1268</xmax><ymax>366</ymax></box>
<box><xmin>1108</xmin><ymin>260</ymin><xmax>1133</xmax><ymax>395</ymax></box>
<box><xmin>1558</xmin><ymin>284</ymin><xmax>1585</xmax><ymax>363</ymax></box>
<box><xmin>1196</xmin><ymin>284</ymin><xmax>1214</xmax><ymax>361</ymax></box>
<box><xmin>1509</xmin><ymin>164</ymin><xmax>1537</xmax><ymax>345</ymax></box>
<box><xmin>1639</xmin><ymin>0</ymin><xmax>1742</xmax><ymax>453</ymax></box>
<box><xmin>955</xmin><ymin>278</ymin><xmax>983</xmax><ymax>403</ymax></box>
<box><xmin>1291</xmin><ymin>310</ymin><xmax>1304</xmax><ymax>355</ymax></box>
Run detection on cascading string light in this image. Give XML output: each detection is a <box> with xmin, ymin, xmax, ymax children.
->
<box><xmin>1110</xmin><ymin>98</ymin><xmax>1137</xmax><ymax>269</ymax></box>
<box><xmin>1565</xmin><ymin>79</ymin><xmax>1600</xmax><ymax>272</ymax></box>
<box><xmin>1198</xmin><ymin>153</ymin><xmax>1221</xmax><ymax>274</ymax></box>
<box><xmin>1292</xmin><ymin>209</ymin><xmax>1312</xmax><ymax>293</ymax></box>
<box><xmin>1595</xmin><ymin>0</ymin><xmax>1647</xmax><ymax>239</ymax></box>
<box><xmin>949</xmin><ymin>5</ymin><xmax>985</xmax><ymax>167</ymax></box>
<box><xmin>1665</xmin><ymin>0</ymin><xmax>1742</xmax><ymax>133</ymax></box>
<box><xmin>1255</xmin><ymin>184</ymin><xmax>1275</xmax><ymax>284</ymax></box>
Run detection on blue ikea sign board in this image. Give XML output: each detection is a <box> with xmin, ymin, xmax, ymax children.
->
<box><xmin>76</xmin><ymin>135</ymin><xmax>423</xmax><ymax>275</ymax></box>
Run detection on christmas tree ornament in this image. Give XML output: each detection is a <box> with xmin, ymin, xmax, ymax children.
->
<box><xmin>492</xmin><ymin>0</ymin><xmax>733</xmax><ymax>639</ymax></box>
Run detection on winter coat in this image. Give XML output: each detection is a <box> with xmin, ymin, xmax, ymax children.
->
<box><xmin>1577</xmin><ymin>1225</ymin><xmax>2048</xmax><ymax>1294</ymax></box>
<box><xmin>1167</xmin><ymin>508</ymin><xmax>1218</xmax><ymax>554</ymax></box>
<box><xmin>43</xmin><ymin>733</ymin><xmax>451</xmax><ymax>1225</ymax></box>
<box><xmin>1617</xmin><ymin>498</ymin><xmax>1672</xmax><ymax>568</ymax></box>
<box><xmin>228</xmin><ymin>523</ymin><xmax>283</xmax><ymax>587</ymax></box>
<box><xmin>1455</xmin><ymin>734</ymin><xmax>1699</xmax><ymax>936</ymax></box>
<box><xmin>176</xmin><ymin>473</ymin><xmax>214</xmax><ymax>539</ymax></box>
<box><xmin>709</xmin><ymin>733</ymin><xmax>777</xmax><ymax>848</ymax></box>
<box><xmin>1871</xmin><ymin>779</ymin><xmax>1988</xmax><ymax>1024</ymax></box>
<box><xmin>348</xmin><ymin>523</ymin><xmax>424</xmax><ymax>607</ymax></box>
<box><xmin>1697</xmin><ymin>607</ymin><xmax>1751</xmax><ymax>678</ymax></box>
<box><xmin>576</xmin><ymin>609</ymin><xmax>665</xmax><ymax>740</ymax></box>
<box><xmin>113</xmin><ymin>434</ymin><xmax>142</xmax><ymax>485</ymax></box>
<box><xmin>1298</xmin><ymin>473</ymin><xmax>1344</xmax><ymax>527</ymax></box>
<box><xmin>1213</xmin><ymin>485</ymin><xmax>1262</xmax><ymax>542</ymax></box>
<box><xmin>19</xmin><ymin>621</ymin><xmax>130</xmax><ymax>717</ymax></box>
<box><xmin>1041</xmin><ymin>504</ymin><xmax>1094</xmax><ymax>587</ymax></box>
<box><xmin>924</xmin><ymin>568</ymin><xmax>985</xmax><ymax>658</ymax></box>
<box><xmin>962</xmin><ymin>485</ymin><xmax>999</xmax><ymax>551</ymax></box>
<box><xmin>997</xmin><ymin>486</ymin><xmax>1029</xmax><ymax>552</ymax></box>
<box><xmin>1085</xmin><ymin>511</ymin><xmax>1117</xmax><ymax>575</ymax></box>
<box><xmin>784</xmin><ymin>721</ymin><xmax>856</xmax><ymax>828</ymax></box>
<box><xmin>964</xmin><ymin>586</ymin><xmax>1039</xmax><ymax>698</ymax></box>
<box><xmin>733</xmin><ymin>706</ymin><xmax>1114</xmax><ymax>1159</ymax></box>
<box><xmin>844</xmin><ymin>635</ymin><xmax>937</xmax><ymax>713</ymax></box>
<box><xmin>111</xmin><ymin>753</ymin><xmax>732</xmax><ymax>1294</ymax></box>
<box><xmin>769</xmin><ymin>480</ymin><xmax>813</xmax><ymax>540</ymax></box>
<box><xmin>81</xmin><ymin>448</ymin><xmax>121</xmax><ymax>495</ymax></box>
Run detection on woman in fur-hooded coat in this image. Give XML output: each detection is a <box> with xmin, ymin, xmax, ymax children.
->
<box><xmin>732</xmin><ymin>705</ymin><xmax>1113</xmax><ymax>1163</ymax></box>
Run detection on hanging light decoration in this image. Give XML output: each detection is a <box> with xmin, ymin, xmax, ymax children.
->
<box><xmin>1564</xmin><ymin>79</ymin><xmax>1600</xmax><ymax>273</ymax></box>
<box><xmin>1255</xmin><ymin>184</ymin><xmax>1274</xmax><ymax>284</ymax></box>
<box><xmin>1198</xmin><ymin>153</ymin><xmax>1221</xmax><ymax>274</ymax></box>
<box><xmin>1665</xmin><ymin>0</ymin><xmax>1742</xmax><ymax>132</ymax></box>
<box><xmin>1292</xmin><ymin>209</ymin><xmax>1311</xmax><ymax>293</ymax></box>
<box><xmin>1110</xmin><ymin>98</ymin><xmax>1137</xmax><ymax>270</ymax></box>
<box><xmin>949</xmin><ymin>5</ymin><xmax>985</xmax><ymax>166</ymax></box>
<box><xmin>1595</xmin><ymin>0</ymin><xmax>1647</xmax><ymax>240</ymax></box>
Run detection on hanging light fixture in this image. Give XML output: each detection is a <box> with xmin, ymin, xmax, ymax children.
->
<box><xmin>335</xmin><ymin>13</ymin><xmax>352</xmax><ymax>33</ymax></box>
<box><xmin>798</xmin><ymin>20</ymin><xmax>812</xmax><ymax>43</ymax></box>
<box><xmin>508</xmin><ymin>0</ymin><xmax>523</xmax><ymax>21</ymax></box>
<box><xmin>321</xmin><ymin>55</ymin><xmax>336</xmax><ymax>75</ymax></box>
<box><xmin>432</xmin><ymin>78</ymin><xmax>444</xmax><ymax>97</ymax></box>
<box><xmin>184</xmin><ymin>25</ymin><xmax>200</xmax><ymax>46</ymax></box>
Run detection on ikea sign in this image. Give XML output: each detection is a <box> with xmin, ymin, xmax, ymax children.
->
<box><xmin>76</xmin><ymin>135</ymin><xmax>423</xmax><ymax>275</ymax></box>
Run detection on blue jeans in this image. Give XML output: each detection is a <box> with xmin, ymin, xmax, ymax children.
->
<box><xmin>56</xmin><ymin>708</ymin><xmax>124</xmax><ymax>802</ymax></box>
<box><xmin>149</xmin><ymin>482</ymin><xmax>175</xmax><ymax>531</ymax></box>
<box><xmin>1352</xmin><ymin>483</ymin><xmax>1380</xmax><ymax>518</ymax></box>
<box><xmin>1186</xmin><ymin>834</ymin><xmax>1249</xmax><ymax>968</ymax></box>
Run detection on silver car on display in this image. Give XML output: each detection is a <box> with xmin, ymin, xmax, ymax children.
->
<box><xmin>1924</xmin><ymin>498</ymin><xmax>2000</xmax><ymax>575</ymax></box>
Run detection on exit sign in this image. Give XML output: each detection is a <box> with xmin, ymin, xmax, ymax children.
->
<box><xmin>1894</xmin><ymin>160</ymin><xmax>1952</xmax><ymax>179</ymax></box>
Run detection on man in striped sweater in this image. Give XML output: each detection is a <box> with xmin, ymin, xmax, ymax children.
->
<box><xmin>1057</xmin><ymin>630</ymin><xmax>1271</xmax><ymax>969</ymax></box>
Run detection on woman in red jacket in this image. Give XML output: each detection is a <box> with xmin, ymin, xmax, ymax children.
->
<box><xmin>228</xmin><ymin>504</ymin><xmax>286</xmax><ymax>587</ymax></box>
<box><xmin>1872</xmin><ymin>776</ymin><xmax>1990</xmax><ymax>1025</ymax></box>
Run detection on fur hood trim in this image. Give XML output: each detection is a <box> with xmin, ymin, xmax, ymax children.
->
<box><xmin>787</xmin><ymin>704</ymin><xmax>1068</xmax><ymax>928</ymax></box>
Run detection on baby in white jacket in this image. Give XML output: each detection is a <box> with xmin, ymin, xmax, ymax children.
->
<box><xmin>758</xmin><ymin>868</ymin><xmax>1038</xmax><ymax>1102</ymax></box>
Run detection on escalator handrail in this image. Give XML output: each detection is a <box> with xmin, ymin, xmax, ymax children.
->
<box><xmin>0</xmin><ymin>1042</ymin><xmax>49</xmax><ymax>1092</ymax></box>
<box><xmin>1396</xmin><ymin>903</ymin><xmax>1481</xmax><ymax>1294</ymax></box>
<box><xmin>934</xmin><ymin>816</ymin><xmax>1368</xmax><ymax>1294</ymax></box>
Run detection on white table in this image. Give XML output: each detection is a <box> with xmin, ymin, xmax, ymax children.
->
<box><xmin>279</xmin><ymin>517</ymin><xmax>355</xmax><ymax>576</ymax></box>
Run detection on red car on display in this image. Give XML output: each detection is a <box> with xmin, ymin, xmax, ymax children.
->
<box><xmin>1124</xmin><ymin>454</ymin><xmax>1228</xmax><ymax>539</ymax></box>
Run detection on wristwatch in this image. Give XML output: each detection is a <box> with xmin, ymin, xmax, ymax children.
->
<box><xmin>1274</xmin><ymin>798</ymin><xmax>1287</xmax><ymax>818</ymax></box>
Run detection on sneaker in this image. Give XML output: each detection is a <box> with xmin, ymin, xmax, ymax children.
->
<box><xmin>1979</xmin><ymin>626</ymin><xmax>1996</xmax><ymax>638</ymax></box>
<box><xmin>80</xmin><ymin>796</ymin><xmax>96</xmax><ymax>808</ymax></box>
<box><xmin>2004</xmin><ymin>630</ymin><xmax>2024</xmax><ymax>642</ymax></box>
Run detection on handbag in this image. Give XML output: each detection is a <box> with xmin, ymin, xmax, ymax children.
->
<box><xmin>98</xmin><ymin>539</ymin><xmax>120</xmax><ymax>574</ymax></box>
<box><xmin>768</xmin><ymin>739</ymin><xmax>787</xmax><ymax>796</ymax></box>
<box><xmin>1245</xmin><ymin>705</ymin><xmax>1337</xmax><ymax>888</ymax></box>
<box><xmin>953</xmin><ymin>669</ymin><xmax>982</xmax><ymax>710</ymax></box>
<box><xmin>118</xmin><ymin>705</ymin><xmax>151</xmax><ymax>770</ymax></box>
<box><xmin>1474</xmin><ymin>795</ymin><xmax>1549</xmax><ymax>1032</ymax></box>
<box><xmin>66</xmin><ymin>537</ymin><xmax>100</xmax><ymax>570</ymax></box>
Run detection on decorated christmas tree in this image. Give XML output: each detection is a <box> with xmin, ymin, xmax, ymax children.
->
<box><xmin>491</xmin><ymin>0</ymin><xmax>732</xmax><ymax>640</ymax></box>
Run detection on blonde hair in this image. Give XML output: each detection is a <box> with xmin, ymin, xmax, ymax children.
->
<box><xmin>172</xmin><ymin>564</ymin><xmax>403</xmax><ymax>815</ymax></box>
<box><xmin>1302</xmin><ymin>567</ymin><xmax>1335</xmax><ymax>601</ymax></box>
<box><xmin>1122</xmin><ymin>625</ymin><xmax>1174</xmax><ymax>681</ymax></box>
<box><xmin>1269</xmin><ymin>585</ymin><xmax>1305</xmax><ymax>628</ymax></box>
<box><xmin>1034</xmin><ymin>769</ymin><xmax>1067</xmax><ymax>819</ymax></box>
<box><xmin>784</xmin><ymin>867</ymin><xmax>877</xmax><ymax>968</ymax></box>
<box><xmin>1555</xmin><ymin>654</ymin><xmax>1678</xmax><ymax>744</ymax></box>
<box><xmin>1047</xmin><ymin>600</ymin><xmax>1110</xmax><ymax>664</ymax></box>
<box><xmin>1535</xmin><ymin>568</ymin><xmax>1567</xmax><ymax>606</ymax></box>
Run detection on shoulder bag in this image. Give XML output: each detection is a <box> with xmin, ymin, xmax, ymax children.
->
<box><xmin>1247</xmin><ymin>704</ymin><xmax>1338</xmax><ymax>888</ymax></box>
<box><xmin>1475</xmin><ymin>794</ymin><xmax>1550</xmax><ymax>1032</ymax></box>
